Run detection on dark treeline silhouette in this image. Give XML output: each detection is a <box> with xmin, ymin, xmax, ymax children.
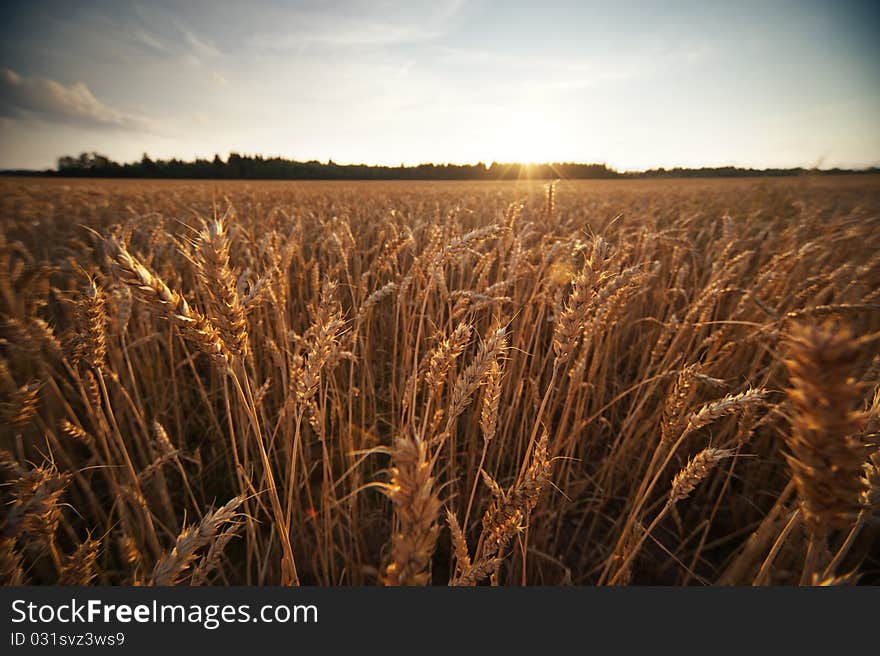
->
<box><xmin>4</xmin><ymin>151</ymin><xmax>878</xmax><ymax>180</ymax></box>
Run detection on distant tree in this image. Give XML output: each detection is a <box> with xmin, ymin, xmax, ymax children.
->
<box><xmin>42</xmin><ymin>152</ymin><xmax>877</xmax><ymax>181</ymax></box>
<box><xmin>58</xmin><ymin>155</ymin><xmax>78</xmax><ymax>171</ymax></box>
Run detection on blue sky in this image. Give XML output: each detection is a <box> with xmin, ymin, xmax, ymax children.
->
<box><xmin>1</xmin><ymin>0</ymin><xmax>878</xmax><ymax>170</ymax></box>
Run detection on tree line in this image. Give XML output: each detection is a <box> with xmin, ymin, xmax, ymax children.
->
<box><xmin>5</xmin><ymin>151</ymin><xmax>877</xmax><ymax>180</ymax></box>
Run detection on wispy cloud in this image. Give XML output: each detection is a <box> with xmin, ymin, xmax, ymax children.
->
<box><xmin>247</xmin><ymin>0</ymin><xmax>465</xmax><ymax>50</ymax></box>
<box><xmin>432</xmin><ymin>41</ymin><xmax>710</xmax><ymax>93</ymax></box>
<box><xmin>0</xmin><ymin>68</ymin><xmax>150</xmax><ymax>131</ymax></box>
<box><xmin>105</xmin><ymin>3</ymin><xmax>221</xmax><ymax>66</ymax></box>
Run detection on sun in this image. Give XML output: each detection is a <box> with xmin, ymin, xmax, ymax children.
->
<box><xmin>492</xmin><ymin>108</ymin><xmax>561</xmax><ymax>164</ymax></box>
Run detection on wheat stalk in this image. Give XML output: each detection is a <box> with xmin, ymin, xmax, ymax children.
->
<box><xmin>149</xmin><ymin>496</ymin><xmax>243</xmax><ymax>586</ymax></box>
<box><xmin>383</xmin><ymin>436</ymin><xmax>441</xmax><ymax>586</ymax></box>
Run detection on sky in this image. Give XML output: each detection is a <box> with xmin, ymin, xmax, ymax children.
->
<box><xmin>0</xmin><ymin>0</ymin><xmax>878</xmax><ymax>171</ymax></box>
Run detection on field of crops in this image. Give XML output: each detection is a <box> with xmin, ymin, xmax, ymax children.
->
<box><xmin>1</xmin><ymin>175</ymin><xmax>878</xmax><ymax>586</ymax></box>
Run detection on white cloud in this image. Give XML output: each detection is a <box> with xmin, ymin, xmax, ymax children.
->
<box><xmin>0</xmin><ymin>68</ymin><xmax>149</xmax><ymax>131</ymax></box>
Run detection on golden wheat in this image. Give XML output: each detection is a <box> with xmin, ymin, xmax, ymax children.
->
<box><xmin>1</xmin><ymin>175</ymin><xmax>878</xmax><ymax>586</ymax></box>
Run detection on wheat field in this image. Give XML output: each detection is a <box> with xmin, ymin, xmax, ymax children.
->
<box><xmin>1</xmin><ymin>175</ymin><xmax>878</xmax><ymax>586</ymax></box>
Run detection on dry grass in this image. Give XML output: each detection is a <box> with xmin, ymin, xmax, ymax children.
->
<box><xmin>1</xmin><ymin>175</ymin><xmax>879</xmax><ymax>586</ymax></box>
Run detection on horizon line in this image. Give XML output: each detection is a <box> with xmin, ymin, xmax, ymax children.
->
<box><xmin>3</xmin><ymin>151</ymin><xmax>880</xmax><ymax>175</ymax></box>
